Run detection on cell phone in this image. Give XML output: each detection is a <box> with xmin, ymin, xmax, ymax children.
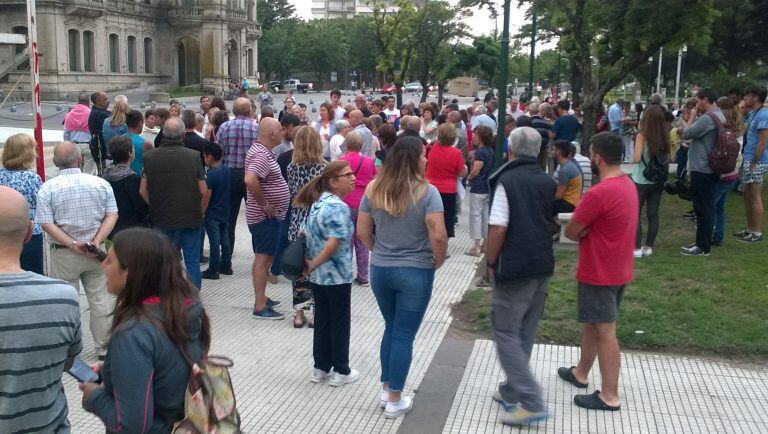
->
<box><xmin>68</xmin><ymin>357</ymin><xmax>100</xmax><ymax>383</ymax></box>
<box><xmin>84</xmin><ymin>242</ymin><xmax>107</xmax><ymax>262</ymax></box>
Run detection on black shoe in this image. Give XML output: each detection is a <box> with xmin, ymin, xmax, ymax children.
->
<box><xmin>202</xmin><ymin>269</ymin><xmax>219</xmax><ymax>280</ymax></box>
<box><xmin>736</xmin><ymin>233</ymin><xmax>763</xmax><ymax>243</ymax></box>
<box><xmin>220</xmin><ymin>267</ymin><xmax>234</xmax><ymax>275</ymax></box>
<box><xmin>732</xmin><ymin>229</ymin><xmax>750</xmax><ymax>238</ymax></box>
<box><xmin>200</xmin><ymin>256</ymin><xmax>210</xmax><ymax>264</ymax></box>
<box><xmin>680</xmin><ymin>245</ymin><xmax>710</xmax><ymax>256</ymax></box>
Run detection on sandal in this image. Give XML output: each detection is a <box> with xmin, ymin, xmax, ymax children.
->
<box><xmin>293</xmin><ymin>312</ymin><xmax>306</xmax><ymax>328</ymax></box>
<box><xmin>557</xmin><ymin>366</ymin><xmax>588</xmax><ymax>388</ymax></box>
<box><xmin>574</xmin><ymin>390</ymin><xmax>621</xmax><ymax>411</ymax></box>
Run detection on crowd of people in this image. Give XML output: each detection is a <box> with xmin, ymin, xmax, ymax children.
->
<box><xmin>0</xmin><ymin>82</ymin><xmax>765</xmax><ymax>431</ymax></box>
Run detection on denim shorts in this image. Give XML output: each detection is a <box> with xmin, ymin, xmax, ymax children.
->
<box><xmin>248</xmin><ymin>218</ymin><xmax>282</xmax><ymax>255</ymax></box>
<box><xmin>577</xmin><ymin>282</ymin><xmax>625</xmax><ymax>323</ymax></box>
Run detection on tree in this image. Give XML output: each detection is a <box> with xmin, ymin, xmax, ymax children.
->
<box><xmin>295</xmin><ymin>19</ymin><xmax>348</xmax><ymax>88</ymax></box>
<box><xmin>525</xmin><ymin>0</ymin><xmax>717</xmax><ymax>150</ymax></box>
<box><xmin>258</xmin><ymin>19</ymin><xmax>299</xmax><ymax>81</ymax></box>
<box><xmin>257</xmin><ymin>0</ymin><xmax>296</xmax><ymax>31</ymax></box>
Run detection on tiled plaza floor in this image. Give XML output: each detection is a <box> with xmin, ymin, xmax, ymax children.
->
<box><xmin>444</xmin><ymin>340</ymin><xmax>768</xmax><ymax>434</ymax></box>
<box><xmin>64</xmin><ymin>207</ymin><xmax>483</xmax><ymax>433</ymax></box>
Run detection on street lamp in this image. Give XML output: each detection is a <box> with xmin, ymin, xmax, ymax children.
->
<box><xmin>647</xmin><ymin>56</ymin><xmax>653</xmax><ymax>101</ymax></box>
<box><xmin>674</xmin><ymin>45</ymin><xmax>688</xmax><ymax>108</ymax></box>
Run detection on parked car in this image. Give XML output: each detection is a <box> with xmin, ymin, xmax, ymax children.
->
<box><xmin>282</xmin><ymin>79</ymin><xmax>312</xmax><ymax>93</ymax></box>
<box><xmin>267</xmin><ymin>80</ymin><xmax>281</xmax><ymax>89</ymax></box>
<box><xmin>404</xmin><ymin>82</ymin><xmax>423</xmax><ymax>92</ymax></box>
<box><xmin>381</xmin><ymin>83</ymin><xmax>397</xmax><ymax>94</ymax></box>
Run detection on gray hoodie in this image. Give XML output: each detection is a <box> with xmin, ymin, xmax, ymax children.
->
<box><xmin>682</xmin><ymin>107</ymin><xmax>726</xmax><ymax>174</ymax></box>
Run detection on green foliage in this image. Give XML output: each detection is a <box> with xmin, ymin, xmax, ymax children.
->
<box><xmin>258</xmin><ymin>18</ymin><xmax>299</xmax><ymax>81</ymax></box>
<box><xmin>256</xmin><ymin>0</ymin><xmax>296</xmax><ymax>31</ymax></box>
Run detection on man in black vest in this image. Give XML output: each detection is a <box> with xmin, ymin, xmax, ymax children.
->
<box><xmin>485</xmin><ymin>126</ymin><xmax>557</xmax><ymax>427</ymax></box>
<box><xmin>87</xmin><ymin>91</ymin><xmax>110</xmax><ymax>174</ymax></box>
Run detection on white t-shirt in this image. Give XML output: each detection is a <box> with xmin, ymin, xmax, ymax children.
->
<box><xmin>329</xmin><ymin>134</ymin><xmax>345</xmax><ymax>161</ymax></box>
<box><xmin>383</xmin><ymin>108</ymin><xmax>399</xmax><ymax>123</ymax></box>
<box><xmin>334</xmin><ymin>106</ymin><xmax>346</xmax><ymax>121</ymax></box>
<box><xmin>489</xmin><ymin>184</ymin><xmax>509</xmax><ymax>227</ymax></box>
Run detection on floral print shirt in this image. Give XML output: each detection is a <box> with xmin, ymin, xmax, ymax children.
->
<box><xmin>0</xmin><ymin>169</ymin><xmax>43</xmax><ymax>235</ymax></box>
<box><xmin>305</xmin><ymin>192</ymin><xmax>353</xmax><ymax>286</ymax></box>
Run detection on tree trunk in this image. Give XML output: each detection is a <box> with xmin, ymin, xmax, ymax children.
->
<box><xmin>437</xmin><ymin>81</ymin><xmax>446</xmax><ymax>107</ymax></box>
<box><xmin>419</xmin><ymin>76</ymin><xmax>429</xmax><ymax>103</ymax></box>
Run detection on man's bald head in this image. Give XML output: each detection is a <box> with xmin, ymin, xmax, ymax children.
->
<box><xmin>233</xmin><ymin>97</ymin><xmax>253</xmax><ymax>117</ymax></box>
<box><xmin>405</xmin><ymin>116</ymin><xmax>421</xmax><ymax>132</ymax></box>
<box><xmin>349</xmin><ymin>110</ymin><xmax>363</xmax><ymax>126</ymax></box>
<box><xmin>163</xmin><ymin>117</ymin><xmax>185</xmax><ymax>140</ymax></box>
<box><xmin>0</xmin><ymin>186</ymin><xmax>32</xmax><ymax>249</ymax></box>
<box><xmin>53</xmin><ymin>141</ymin><xmax>82</xmax><ymax>169</ymax></box>
<box><xmin>355</xmin><ymin>94</ymin><xmax>366</xmax><ymax>108</ymax></box>
<box><xmin>258</xmin><ymin>117</ymin><xmax>283</xmax><ymax>148</ymax></box>
<box><xmin>447</xmin><ymin>111</ymin><xmax>462</xmax><ymax>124</ymax></box>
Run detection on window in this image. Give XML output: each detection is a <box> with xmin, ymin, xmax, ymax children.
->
<box><xmin>127</xmin><ymin>36</ymin><xmax>137</xmax><ymax>73</ymax></box>
<box><xmin>83</xmin><ymin>31</ymin><xmax>94</xmax><ymax>72</ymax></box>
<box><xmin>108</xmin><ymin>34</ymin><xmax>119</xmax><ymax>72</ymax></box>
<box><xmin>68</xmin><ymin>30</ymin><xmax>80</xmax><ymax>72</ymax></box>
<box><xmin>143</xmin><ymin>38</ymin><xmax>153</xmax><ymax>73</ymax></box>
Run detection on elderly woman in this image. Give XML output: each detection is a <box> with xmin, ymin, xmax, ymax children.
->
<box><xmin>425</xmin><ymin>123</ymin><xmax>468</xmax><ymax>238</ymax></box>
<box><xmin>0</xmin><ymin>134</ymin><xmax>44</xmax><ymax>274</ymax></box>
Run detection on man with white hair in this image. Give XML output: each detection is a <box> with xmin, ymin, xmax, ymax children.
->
<box><xmin>508</xmin><ymin>97</ymin><xmax>525</xmax><ymax>120</ymax></box>
<box><xmin>473</xmin><ymin>105</ymin><xmax>498</xmax><ymax>131</ymax></box>
<box><xmin>36</xmin><ymin>141</ymin><xmax>118</xmax><ymax>359</ymax></box>
<box><xmin>485</xmin><ymin>126</ymin><xmax>555</xmax><ymax>426</ymax></box>
<box><xmin>348</xmin><ymin>110</ymin><xmax>374</xmax><ymax>157</ymax></box>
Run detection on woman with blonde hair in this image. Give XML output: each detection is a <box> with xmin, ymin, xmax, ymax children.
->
<box><xmin>287</xmin><ymin>126</ymin><xmax>327</xmax><ymax>327</ymax></box>
<box><xmin>0</xmin><ymin>133</ymin><xmax>43</xmax><ymax>273</ymax></box>
<box><xmin>357</xmin><ymin>136</ymin><xmax>448</xmax><ymax>418</ymax></box>
<box><xmin>293</xmin><ymin>160</ymin><xmax>358</xmax><ymax>386</ymax></box>
<box><xmin>102</xmin><ymin>98</ymin><xmax>130</xmax><ymax>147</ymax></box>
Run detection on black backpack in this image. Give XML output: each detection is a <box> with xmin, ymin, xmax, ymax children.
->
<box><xmin>641</xmin><ymin>150</ymin><xmax>670</xmax><ymax>184</ymax></box>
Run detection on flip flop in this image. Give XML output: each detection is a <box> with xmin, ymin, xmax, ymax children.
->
<box><xmin>574</xmin><ymin>391</ymin><xmax>621</xmax><ymax>411</ymax></box>
<box><xmin>557</xmin><ymin>366</ymin><xmax>589</xmax><ymax>388</ymax></box>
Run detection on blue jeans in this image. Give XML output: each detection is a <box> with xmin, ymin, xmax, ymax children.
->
<box><xmin>158</xmin><ymin>226</ymin><xmax>202</xmax><ymax>289</ymax></box>
<box><xmin>713</xmin><ymin>179</ymin><xmax>736</xmax><ymax>242</ymax></box>
<box><xmin>20</xmin><ymin>233</ymin><xmax>44</xmax><ymax>275</ymax></box>
<box><xmin>370</xmin><ymin>265</ymin><xmax>435</xmax><ymax>392</ymax></box>
<box><xmin>205</xmin><ymin>216</ymin><xmax>230</xmax><ymax>273</ymax></box>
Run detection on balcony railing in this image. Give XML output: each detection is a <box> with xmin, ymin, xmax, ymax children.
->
<box><xmin>226</xmin><ymin>9</ymin><xmax>246</xmax><ymax>20</ymax></box>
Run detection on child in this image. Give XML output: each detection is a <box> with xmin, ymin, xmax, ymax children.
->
<box><xmin>202</xmin><ymin>143</ymin><xmax>232</xmax><ymax>279</ymax></box>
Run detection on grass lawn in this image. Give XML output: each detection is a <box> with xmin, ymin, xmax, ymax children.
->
<box><xmin>453</xmin><ymin>185</ymin><xmax>768</xmax><ymax>359</ymax></box>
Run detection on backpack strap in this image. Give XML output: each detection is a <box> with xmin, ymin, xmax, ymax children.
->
<box><xmin>706</xmin><ymin>111</ymin><xmax>729</xmax><ymax>130</ymax></box>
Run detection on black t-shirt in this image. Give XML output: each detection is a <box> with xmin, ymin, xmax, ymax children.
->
<box><xmin>277</xmin><ymin>149</ymin><xmax>293</xmax><ymax>181</ymax></box>
<box><xmin>183</xmin><ymin>132</ymin><xmax>211</xmax><ymax>164</ymax></box>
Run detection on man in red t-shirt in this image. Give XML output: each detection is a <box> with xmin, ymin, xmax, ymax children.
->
<box><xmin>558</xmin><ymin>132</ymin><xmax>638</xmax><ymax>412</ymax></box>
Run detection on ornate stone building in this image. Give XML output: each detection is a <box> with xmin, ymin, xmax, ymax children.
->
<box><xmin>0</xmin><ymin>0</ymin><xmax>261</xmax><ymax>98</ymax></box>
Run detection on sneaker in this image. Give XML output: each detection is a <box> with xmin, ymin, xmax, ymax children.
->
<box><xmin>309</xmin><ymin>368</ymin><xmax>332</xmax><ymax>383</ymax></box>
<box><xmin>384</xmin><ymin>395</ymin><xmax>413</xmax><ymax>418</ymax></box>
<box><xmin>267</xmin><ymin>273</ymin><xmax>279</xmax><ymax>284</ymax></box>
<box><xmin>500</xmin><ymin>407</ymin><xmax>549</xmax><ymax>426</ymax></box>
<box><xmin>732</xmin><ymin>229</ymin><xmax>750</xmax><ymax>238</ymax></box>
<box><xmin>354</xmin><ymin>278</ymin><xmax>370</xmax><ymax>287</ymax></box>
<box><xmin>633</xmin><ymin>249</ymin><xmax>643</xmax><ymax>258</ymax></box>
<box><xmin>329</xmin><ymin>369</ymin><xmax>360</xmax><ymax>387</ymax></box>
<box><xmin>220</xmin><ymin>267</ymin><xmax>234</xmax><ymax>275</ymax></box>
<box><xmin>737</xmin><ymin>233</ymin><xmax>763</xmax><ymax>243</ymax></box>
<box><xmin>642</xmin><ymin>246</ymin><xmax>653</xmax><ymax>257</ymax></box>
<box><xmin>680</xmin><ymin>245</ymin><xmax>710</xmax><ymax>256</ymax></box>
<box><xmin>252</xmin><ymin>306</ymin><xmax>285</xmax><ymax>320</ymax></box>
<box><xmin>201</xmin><ymin>269</ymin><xmax>219</xmax><ymax>280</ymax></box>
<box><xmin>492</xmin><ymin>391</ymin><xmax>517</xmax><ymax>412</ymax></box>
<box><xmin>379</xmin><ymin>390</ymin><xmax>389</xmax><ymax>408</ymax></box>
<box><xmin>200</xmin><ymin>255</ymin><xmax>209</xmax><ymax>264</ymax></box>
<box><xmin>266</xmin><ymin>298</ymin><xmax>281</xmax><ymax>307</ymax></box>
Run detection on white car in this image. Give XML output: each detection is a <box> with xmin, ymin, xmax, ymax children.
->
<box><xmin>404</xmin><ymin>82</ymin><xmax>423</xmax><ymax>92</ymax></box>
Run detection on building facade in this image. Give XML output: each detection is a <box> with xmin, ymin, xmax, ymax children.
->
<box><xmin>0</xmin><ymin>0</ymin><xmax>261</xmax><ymax>99</ymax></box>
<box><xmin>310</xmin><ymin>0</ymin><xmax>402</xmax><ymax>19</ymax></box>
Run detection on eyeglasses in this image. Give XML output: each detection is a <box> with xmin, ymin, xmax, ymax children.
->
<box><xmin>333</xmin><ymin>172</ymin><xmax>355</xmax><ymax>179</ymax></box>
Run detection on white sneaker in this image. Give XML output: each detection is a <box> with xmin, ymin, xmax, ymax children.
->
<box><xmin>309</xmin><ymin>368</ymin><xmax>332</xmax><ymax>383</ymax></box>
<box><xmin>642</xmin><ymin>246</ymin><xmax>653</xmax><ymax>257</ymax></box>
<box><xmin>384</xmin><ymin>395</ymin><xmax>413</xmax><ymax>418</ymax></box>
<box><xmin>633</xmin><ymin>249</ymin><xmax>643</xmax><ymax>258</ymax></box>
<box><xmin>328</xmin><ymin>369</ymin><xmax>360</xmax><ymax>387</ymax></box>
<box><xmin>379</xmin><ymin>389</ymin><xmax>389</xmax><ymax>408</ymax></box>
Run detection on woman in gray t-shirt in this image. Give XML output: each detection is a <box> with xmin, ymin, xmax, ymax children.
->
<box><xmin>357</xmin><ymin>136</ymin><xmax>448</xmax><ymax>419</ymax></box>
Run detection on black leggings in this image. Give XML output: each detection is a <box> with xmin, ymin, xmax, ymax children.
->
<box><xmin>635</xmin><ymin>182</ymin><xmax>664</xmax><ymax>248</ymax></box>
<box><xmin>440</xmin><ymin>192</ymin><xmax>458</xmax><ymax>238</ymax></box>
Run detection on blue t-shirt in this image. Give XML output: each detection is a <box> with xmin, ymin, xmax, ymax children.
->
<box><xmin>551</xmin><ymin>115</ymin><xmax>581</xmax><ymax>142</ymax></box>
<box><xmin>126</xmin><ymin>133</ymin><xmax>145</xmax><ymax>175</ymax></box>
<box><xmin>470</xmin><ymin>146</ymin><xmax>495</xmax><ymax>194</ymax></box>
<box><xmin>306</xmin><ymin>192</ymin><xmax>353</xmax><ymax>286</ymax></box>
<box><xmin>608</xmin><ymin>103</ymin><xmax>623</xmax><ymax>133</ymax></box>
<box><xmin>204</xmin><ymin>165</ymin><xmax>231</xmax><ymax>220</ymax></box>
<box><xmin>744</xmin><ymin>107</ymin><xmax>768</xmax><ymax>164</ymax></box>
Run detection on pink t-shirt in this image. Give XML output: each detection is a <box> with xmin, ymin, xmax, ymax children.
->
<box><xmin>340</xmin><ymin>152</ymin><xmax>376</xmax><ymax>209</ymax></box>
<box><xmin>572</xmin><ymin>175</ymin><xmax>639</xmax><ymax>286</ymax></box>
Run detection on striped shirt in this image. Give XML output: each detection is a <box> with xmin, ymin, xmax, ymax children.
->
<box><xmin>0</xmin><ymin>272</ymin><xmax>82</xmax><ymax>434</ymax></box>
<box><xmin>35</xmin><ymin>168</ymin><xmax>118</xmax><ymax>242</ymax></box>
<box><xmin>216</xmin><ymin>116</ymin><xmax>259</xmax><ymax>169</ymax></box>
<box><xmin>244</xmin><ymin>143</ymin><xmax>289</xmax><ymax>225</ymax></box>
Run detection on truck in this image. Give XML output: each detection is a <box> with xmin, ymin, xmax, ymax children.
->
<box><xmin>282</xmin><ymin>79</ymin><xmax>313</xmax><ymax>93</ymax></box>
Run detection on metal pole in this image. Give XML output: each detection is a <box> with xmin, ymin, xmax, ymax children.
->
<box><xmin>528</xmin><ymin>10</ymin><xmax>536</xmax><ymax>99</ymax></box>
<box><xmin>26</xmin><ymin>0</ymin><xmax>44</xmax><ymax>181</ymax></box>
<box><xmin>495</xmin><ymin>0</ymin><xmax>511</xmax><ymax>168</ymax></box>
<box><xmin>656</xmin><ymin>46</ymin><xmax>663</xmax><ymax>95</ymax></box>
<box><xmin>674</xmin><ymin>47</ymin><xmax>682</xmax><ymax>108</ymax></box>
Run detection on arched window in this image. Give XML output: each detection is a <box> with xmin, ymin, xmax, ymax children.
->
<box><xmin>68</xmin><ymin>29</ymin><xmax>80</xmax><ymax>72</ymax></box>
<box><xmin>143</xmin><ymin>38</ymin><xmax>153</xmax><ymax>73</ymax></box>
<box><xmin>83</xmin><ymin>31</ymin><xmax>95</xmax><ymax>72</ymax></box>
<box><xmin>108</xmin><ymin>34</ymin><xmax>119</xmax><ymax>73</ymax></box>
<box><xmin>127</xmin><ymin>36</ymin><xmax>137</xmax><ymax>73</ymax></box>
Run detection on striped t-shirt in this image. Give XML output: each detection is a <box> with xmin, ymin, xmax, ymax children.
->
<box><xmin>0</xmin><ymin>272</ymin><xmax>82</xmax><ymax>434</ymax></box>
<box><xmin>244</xmin><ymin>142</ymin><xmax>290</xmax><ymax>225</ymax></box>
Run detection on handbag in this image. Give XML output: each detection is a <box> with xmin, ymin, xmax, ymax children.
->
<box><xmin>281</xmin><ymin>234</ymin><xmax>307</xmax><ymax>281</ymax></box>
